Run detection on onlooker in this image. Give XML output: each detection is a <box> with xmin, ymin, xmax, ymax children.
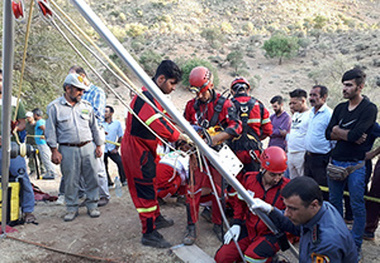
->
<box><xmin>0</xmin><ymin>69</ymin><xmax>36</xmax><ymax>223</ymax></box>
<box><xmin>74</xmin><ymin>66</ymin><xmax>110</xmax><ymax>207</ymax></box>
<box><xmin>251</xmin><ymin>176</ymin><xmax>358</xmax><ymax>262</ymax></box>
<box><xmin>25</xmin><ymin>111</ymin><xmax>45</xmax><ymax>176</ymax></box>
<box><xmin>325</xmin><ymin>68</ymin><xmax>377</xmax><ymax>258</ymax></box>
<box><xmin>45</xmin><ymin>73</ymin><xmax>103</xmax><ymax>222</ymax></box>
<box><xmin>32</xmin><ymin>108</ymin><xmax>57</xmax><ymax>180</ymax></box>
<box><xmin>363</xmin><ymin>143</ymin><xmax>380</xmax><ymax>241</ymax></box>
<box><xmin>215</xmin><ymin>147</ymin><xmax>289</xmax><ymax>263</ymax></box>
<box><xmin>102</xmin><ymin>105</ymin><xmax>126</xmax><ymax>186</ymax></box>
<box><xmin>121</xmin><ymin>60</ymin><xmax>186</xmax><ymax>248</ymax></box>
<box><xmin>229</xmin><ymin>77</ymin><xmax>272</xmax><ymax>172</ymax></box>
<box><xmin>268</xmin><ymin>95</ymin><xmax>291</xmax><ymax>151</ymax></box>
<box><xmin>304</xmin><ymin>85</ymin><xmax>333</xmax><ymax>201</ymax></box>
<box><xmin>183</xmin><ymin>66</ymin><xmax>242</xmax><ymax>244</ymax></box>
<box><xmin>287</xmin><ymin>89</ymin><xmax>310</xmax><ymax>179</ymax></box>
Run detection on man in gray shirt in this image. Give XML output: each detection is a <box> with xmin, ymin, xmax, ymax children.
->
<box><xmin>45</xmin><ymin>73</ymin><xmax>104</xmax><ymax>221</ymax></box>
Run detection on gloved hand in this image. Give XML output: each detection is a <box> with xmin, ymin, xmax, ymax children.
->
<box><xmin>224</xmin><ymin>225</ymin><xmax>241</xmax><ymax>244</ymax></box>
<box><xmin>251</xmin><ymin>198</ymin><xmax>273</xmax><ymax>215</ymax></box>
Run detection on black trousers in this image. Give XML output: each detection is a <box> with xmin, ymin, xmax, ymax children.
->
<box><xmin>304</xmin><ymin>151</ymin><xmax>330</xmax><ymax>201</ymax></box>
<box><xmin>104</xmin><ymin>151</ymin><xmax>126</xmax><ymax>184</ymax></box>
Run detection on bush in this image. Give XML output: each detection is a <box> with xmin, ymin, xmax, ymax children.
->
<box><xmin>226</xmin><ymin>50</ymin><xmax>247</xmax><ymax>75</ymax></box>
<box><xmin>179</xmin><ymin>58</ymin><xmax>219</xmax><ymax>88</ymax></box>
<box><xmin>139</xmin><ymin>50</ymin><xmax>162</xmax><ymax>76</ymax></box>
<box><xmin>262</xmin><ymin>34</ymin><xmax>300</xmax><ymax>65</ymax></box>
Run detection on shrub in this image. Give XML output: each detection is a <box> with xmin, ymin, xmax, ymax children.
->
<box><xmin>262</xmin><ymin>34</ymin><xmax>300</xmax><ymax>65</ymax></box>
<box><xmin>139</xmin><ymin>50</ymin><xmax>162</xmax><ymax>76</ymax></box>
<box><xmin>226</xmin><ymin>50</ymin><xmax>247</xmax><ymax>75</ymax></box>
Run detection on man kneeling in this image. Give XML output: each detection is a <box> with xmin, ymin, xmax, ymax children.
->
<box><xmin>215</xmin><ymin>146</ymin><xmax>289</xmax><ymax>263</ymax></box>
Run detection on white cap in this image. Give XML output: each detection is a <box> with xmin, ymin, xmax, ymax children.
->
<box><xmin>63</xmin><ymin>73</ymin><xmax>88</xmax><ymax>90</ymax></box>
<box><xmin>26</xmin><ymin>111</ymin><xmax>33</xmax><ymax>118</ymax></box>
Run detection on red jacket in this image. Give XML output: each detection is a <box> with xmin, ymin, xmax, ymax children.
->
<box><xmin>232</xmin><ymin>94</ymin><xmax>272</xmax><ymax>139</ymax></box>
<box><xmin>123</xmin><ymin>88</ymin><xmax>180</xmax><ymax>157</ymax></box>
<box><xmin>233</xmin><ymin>172</ymin><xmax>289</xmax><ymax>239</ymax></box>
<box><xmin>184</xmin><ymin>91</ymin><xmax>242</xmax><ymax>137</ymax></box>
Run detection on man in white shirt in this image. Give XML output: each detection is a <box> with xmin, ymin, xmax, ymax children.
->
<box><xmin>287</xmin><ymin>89</ymin><xmax>310</xmax><ymax>179</ymax></box>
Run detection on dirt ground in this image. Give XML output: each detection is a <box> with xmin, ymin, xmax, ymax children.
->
<box><xmin>1</xmin><ymin>80</ymin><xmax>379</xmax><ymax>263</ymax></box>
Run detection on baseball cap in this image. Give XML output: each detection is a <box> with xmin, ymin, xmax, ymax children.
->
<box><xmin>26</xmin><ymin>111</ymin><xmax>33</xmax><ymax>118</ymax></box>
<box><xmin>63</xmin><ymin>73</ymin><xmax>88</xmax><ymax>90</ymax></box>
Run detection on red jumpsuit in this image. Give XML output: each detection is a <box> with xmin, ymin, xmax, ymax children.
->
<box><xmin>121</xmin><ymin>88</ymin><xmax>180</xmax><ymax>234</ymax></box>
<box><xmin>215</xmin><ymin>172</ymin><xmax>290</xmax><ymax>263</ymax></box>
<box><xmin>184</xmin><ymin>91</ymin><xmax>242</xmax><ymax>225</ymax></box>
<box><xmin>231</xmin><ymin>94</ymin><xmax>273</xmax><ymax>168</ymax></box>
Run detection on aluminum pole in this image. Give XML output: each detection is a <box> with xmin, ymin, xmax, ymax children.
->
<box><xmin>1</xmin><ymin>0</ymin><xmax>15</xmax><ymax>236</ymax></box>
<box><xmin>70</xmin><ymin>0</ymin><xmax>298</xmax><ymax>258</ymax></box>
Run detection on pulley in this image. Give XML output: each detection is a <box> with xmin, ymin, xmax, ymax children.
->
<box><xmin>11</xmin><ymin>0</ymin><xmax>25</xmax><ymax>21</ymax></box>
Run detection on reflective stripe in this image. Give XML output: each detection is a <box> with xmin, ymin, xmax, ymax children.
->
<box><xmin>187</xmin><ymin>188</ymin><xmax>203</xmax><ymax>195</ymax></box>
<box><xmin>136</xmin><ymin>205</ymin><xmax>158</xmax><ymax>213</ymax></box>
<box><xmin>262</xmin><ymin>118</ymin><xmax>271</xmax><ymax>124</ymax></box>
<box><xmin>244</xmin><ymin>255</ymin><xmax>268</xmax><ymax>263</ymax></box>
<box><xmin>145</xmin><ymin>113</ymin><xmax>162</xmax><ymax>126</ymax></box>
<box><xmin>227</xmin><ymin>192</ymin><xmax>238</xmax><ymax>197</ymax></box>
<box><xmin>247</xmin><ymin>118</ymin><xmax>261</xmax><ymax>124</ymax></box>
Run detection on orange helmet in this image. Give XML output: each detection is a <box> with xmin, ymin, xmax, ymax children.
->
<box><xmin>231</xmin><ymin>77</ymin><xmax>250</xmax><ymax>93</ymax></box>
<box><xmin>260</xmin><ymin>146</ymin><xmax>287</xmax><ymax>173</ymax></box>
<box><xmin>189</xmin><ymin>66</ymin><xmax>212</xmax><ymax>94</ymax></box>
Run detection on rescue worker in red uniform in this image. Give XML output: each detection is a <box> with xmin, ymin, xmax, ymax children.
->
<box><xmin>214</xmin><ymin>146</ymin><xmax>289</xmax><ymax>263</ymax></box>
<box><xmin>121</xmin><ymin>60</ymin><xmax>187</xmax><ymax>248</ymax></box>
<box><xmin>229</xmin><ymin>77</ymin><xmax>273</xmax><ymax>172</ymax></box>
<box><xmin>183</xmin><ymin>66</ymin><xmax>242</xmax><ymax>245</ymax></box>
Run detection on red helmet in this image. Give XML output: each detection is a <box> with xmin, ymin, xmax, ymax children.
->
<box><xmin>230</xmin><ymin>77</ymin><xmax>250</xmax><ymax>92</ymax></box>
<box><xmin>260</xmin><ymin>146</ymin><xmax>287</xmax><ymax>173</ymax></box>
<box><xmin>189</xmin><ymin>66</ymin><xmax>212</xmax><ymax>94</ymax></box>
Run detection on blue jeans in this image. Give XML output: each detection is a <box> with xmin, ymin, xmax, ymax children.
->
<box><xmin>0</xmin><ymin>151</ymin><xmax>35</xmax><ymax>213</ymax></box>
<box><xmin>327</xmin><ymin>159</ymin><xmax>366</xmax><ymax>249</ymax></box>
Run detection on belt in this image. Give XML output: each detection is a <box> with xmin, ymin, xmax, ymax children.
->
<box><xmin>306</xmin><ymin>151</ymin><xmax>330</xmax><ymax>157</ymax></box>
<box><xmin>59</xmin><ymin>141</ymin><xmax>91</xmax><ymax>148</ymax></box>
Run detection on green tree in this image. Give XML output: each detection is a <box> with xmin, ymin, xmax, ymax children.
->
<box><xmin>262</xmin><ymin>34</ymin><xmax>300</xmax><ymax>65</ymax></box>
<box><xmin>226</xmin><ymin>50</ymin><xmax>247</xmax><ymax>75</ymax></box>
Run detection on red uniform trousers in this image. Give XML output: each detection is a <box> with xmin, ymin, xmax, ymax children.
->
<box><xmin>121</xmin><ymin>135</ymin><xmax>161</xmax><ymax>234</ymax></box>
<box><xmin>215</xmin><ymin>225</ymin><xmax>280</xmax><ymax>263</ymax></box>
<box><xmin>156</xmin><ymin>163</ymin><xmax>182</xmax><ymax>199</ymax></box>
<box><xmin>186</xmin><ymin>165</ymin><xmax>223</xmax><ymax>225</ymax></box>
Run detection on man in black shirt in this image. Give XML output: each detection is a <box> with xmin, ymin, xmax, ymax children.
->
<box><xmin>325</xmin><ymin>68</ymin><xmax>377</xmax><ymax>260</ymax></box>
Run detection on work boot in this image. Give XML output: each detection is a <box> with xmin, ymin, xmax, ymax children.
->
<box><xmin>213</xmin><ymin>224</ymin><xmax>223</xmax><ymax>242</ymax></box>
<box><xmin>141</xmin><ymin>230</ymin><xmax>171</xmax><ymax>248</ymax></box>
<box><xmin>183</xmin><ymin>224</ymin><xmax>197</xmax><ymax>245</ymax></box>
<box><xmin>155</xmin><ymin>214</ymin><xmax>174</xmax><ymax>229</ymax></box>
<box><xmin>64</xmin><ymin>211</ymin><xmax>78</xmax><ymax>222</ymax></box>
<box><xmin>87</xmin><ymin>208</ymin><xmax>100</xmax><ymax>218</ymax></box>
<box><xmin>200</xmin><ymin>206</ymin><xmax>212</xmax><ymax>223</ymax></box>
<box><xmin>363</xmin><ymin>231</ymin><xmax>375</xmax><ymax>241</ymax></box>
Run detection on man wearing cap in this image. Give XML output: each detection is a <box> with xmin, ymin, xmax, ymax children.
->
<box><xmin>183</xmin><ymin>66</ymin><xmax>242</xmax><ymax>244</ymax></box>
<box><xmin>45</xmin><ymin>73</ymin><xmax>103</xmax><ymax>222</ymax></box>
<box><xmin>325</xmin><ymin>68</ymin><xmax>377</xmax><ymax>259</ymax></box>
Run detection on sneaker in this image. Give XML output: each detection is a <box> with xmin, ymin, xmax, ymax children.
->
<box><xmin>213</xmin><ymin>224</ymin><xmax>223</xmax><ymax>242</ymax></box>
<box><xmin>155</xmin><ymin>214</ymin><xmax>174</xmax><ymax>229</ymax></box>
<box><xmin>87</xmin><ymin>208</ymin><xmax>100</xmax><ymax>218</ymax></box>
<box><xmin>64</xmin><ymin>211</ymin><xmax>78</xmax><ymax>222</ymax></box>
<box><xmin>141</xmin><ymin>230</ymin><xmax>171</xmax><ymax>248</ymax></box>
<box><xmin>183</xmin><ymin>224</ymin><xmax>197</xmax><ymax>245</ymax></box>
<box><xmin>363</xmin><ymin>231</ymin><xmax>375</xmax><ymax>241</ymax></box>
<box><xmin>56</xmin><ymin>195</ymin><xmax>65</xmax><ymax>205</ymax></box>
<box><xmin>98</xmin><ymin>197</ymin><xmax>109</xmax><ymax>207</ymax></box>
<box><xmin>201</xmin><ymin>206</ymin><xmax>212</xmax><ymax>223</ymax></box>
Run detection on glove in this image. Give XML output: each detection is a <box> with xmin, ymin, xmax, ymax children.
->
<box><xmin>251</xmin><ymin>198</ymin><xmax>273</xmax><ymax>215</ymax></box>
<box><xmin>224</xmin><ymin>225</ymin><xmax>241</xmax><ymax>244</ymax></box>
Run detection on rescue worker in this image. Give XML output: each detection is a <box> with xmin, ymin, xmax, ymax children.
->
<box><xmin>121</xmin><ymin>60</ymin><xmax>188</xmax><ymax>248</ymax></box>
<box><xmin>183</xmin><ymin>66</ymin><xmax>242</xmax><ymax>244</ymax></box>
<box><xmin>251</xmin><ymin>176</ymin><xmax>358</xmax><ymax>263</ymax></box>
<box><xmin>229</xmin><ymin>77</ymin><xmax>273</xmax><ymax>172</ymax></box>
<box><xmin>214</xmin><ymin>146</ymin><xmax>289</xmax><ymax>263</ymax></box>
